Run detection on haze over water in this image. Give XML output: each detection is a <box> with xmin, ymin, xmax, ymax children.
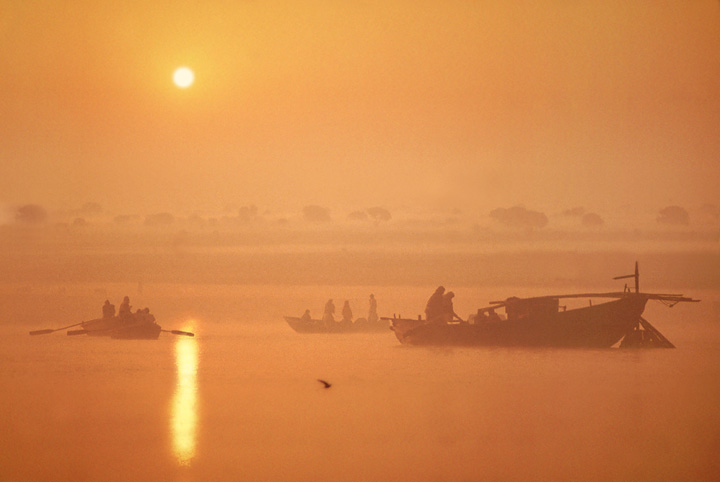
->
<box><xmin>3</xmin><ymin>1</ymin><xmax>720</xmax><ymax>480</ymax></box>
<box><xmin>1</xmin><ymin>247</ymin><xmax>719</xmax><ymax>481</ymax></box>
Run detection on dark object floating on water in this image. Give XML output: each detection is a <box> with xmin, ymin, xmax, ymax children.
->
<box><xmin>386</xmin><ymin>263</ymin><xmax>698</xmax><ymax>349</ymax></box>
<box><xmin>284</xmin><ymin>316</ymin><xmax>388</xmax><ymax>334</ymax></box>
<box><xmin>317</xmin><ymin>379</ymin><xmax>332</xmax><ymax>389</ymax></box>
<box><xmin>30</xmin><ymin>312</ymin><xmax>194</xmax><ymax>340</ymax></box>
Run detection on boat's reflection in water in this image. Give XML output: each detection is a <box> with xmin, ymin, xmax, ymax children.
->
<box><xmin>171</xmin><ymin>329</ymin><xmax>198</xmax><ymax>466</ymax></box>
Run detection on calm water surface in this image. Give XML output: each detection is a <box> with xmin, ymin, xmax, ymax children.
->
<box><xmin>1</xmin><ymin>286</ymin><xmax>719</xmax><ymax>481</ymax></box>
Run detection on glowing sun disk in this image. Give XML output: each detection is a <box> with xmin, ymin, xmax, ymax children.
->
<box><xmin>173</xmin><ymin>67</ymin><xmax>195</xmax><ymax>89</ymax></box>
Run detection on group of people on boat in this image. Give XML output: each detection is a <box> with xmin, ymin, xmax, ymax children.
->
<box><xmin>102</xmin><ymin>296</ymin><xmax>156</xmax><ymax>325</ymax></box>
<box><xmin>424</xmin><ymin>286</ymin><xmax>462</xmax><ymax>324</ymax></box>
<box><xmin>300</xmin><ymin>294</ymin><xmax>379</xmax><ymax>329</ymax></box>
<box><xmin>424</xmin><ymin>286</ymin><xmax>504</xmax><ymax>325</ymax></box>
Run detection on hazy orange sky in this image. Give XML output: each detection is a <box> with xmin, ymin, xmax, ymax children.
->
<box><xmin>2</xmin><ymin>1</ymin><xmax>719</xmax><ymax>217</ymax></box>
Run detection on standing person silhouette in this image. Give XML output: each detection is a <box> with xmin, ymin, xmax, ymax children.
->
<box><xmin>341</xmin><ymin>300</ymin><xmax>353</xmax><ymax>328</ymax></box>
<box><xmin>368</xmin><ymin>294</ymin><xmax>378</xmax><ymax>324</ymax></box>
<box><xmin>322</xmin><ymin>299</ymin><xmax>335</xmax><ymax>329</ymax></box>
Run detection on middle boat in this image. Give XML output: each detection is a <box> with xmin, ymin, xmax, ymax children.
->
<box><xmin>284</xmin><ymin>316</ymin><xmax>389</xmax><ymax>334</ymax></box>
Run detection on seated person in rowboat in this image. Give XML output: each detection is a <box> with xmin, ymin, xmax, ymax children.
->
<box><xmin>340</xmin><ymin>300</ymin><xmax>353</xmax><ymax>328</ymax></box>
<box><xmin>301</xmin><ymin>309</ymin><xmax>312</xmax><ymax>323</ymax></box>
<box><xmin>425</xmin><ymin>286</ymin><xmax>445</xmax><ymax>324</ymax></box>
<box><xmin>141</xmin><ymin>307</ymin><xmax>155</xmax><ymax>323</ymax></box>
<box><xmin>131</xmin><ymin>308</ymin><xmax>154</xmax><ymax>325</ymax></box>
<box><xmin>102</xmin><ymin>299</ymin><xmax>116</xmax><ymax>319</ymax></box>
<box><xmin>118</xmin><ymin>296</ymin><xmax>132</xmax><ymax>320</ymax></box>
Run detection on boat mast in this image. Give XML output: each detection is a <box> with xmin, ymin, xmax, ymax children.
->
<box><xmin>613</xmin><ymin>261</ymin><xmax>640</xmax><ymax>293</ymax></box>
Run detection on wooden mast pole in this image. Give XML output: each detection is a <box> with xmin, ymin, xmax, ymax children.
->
<box><xmin>635</xmin><ymin>261</ymin><xmax>639</xmax><ymax>293</ymax></box>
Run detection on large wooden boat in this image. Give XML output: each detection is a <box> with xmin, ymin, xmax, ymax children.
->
<box><xmin>284</xmin><ymin>316</ymin><xmax>389</xmax><ymax>334</ymax></box>
<box><xmin>387</xmin><ymin>264</ymin><xmax>698</xmax><ymax>348</ymax></box>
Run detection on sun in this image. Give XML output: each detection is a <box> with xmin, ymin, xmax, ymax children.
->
<box><xmin>173</xmin><ymin>67</ymin><xmax>195</xmax><ymax>89</ymax></box>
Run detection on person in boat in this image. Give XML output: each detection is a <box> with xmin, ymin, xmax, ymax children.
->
<box><xmin>323</xmin><ymin>299</ymin><xmax>336</xmax><ymax>328</ymax></box>
<box><xmin>301</xmin><ymin>309</ymin><xmax>312</xmax><ymax>323</ymax></box>
<box><xmin>425</xmin><ymin>286</ymin><xmax>445</xmax><ymax>324</ymax></box>
<box><xmin>340</xmin><ymin>300</ymin><xmax>353</xmax><ymax>328</ymax></box>
<box><xmin>487</xmin><ymin>308</ymin><xmax>502</xmax><ymax>322</ymax></box>
<box><xmin>142</xmin><ymin>307</ymin><xmax>155</xmax><ymax>324</ymax></box>
<box><xmin>118</xmin><ymin>296</ymin><xmax>132</xmax><ymax>320</ymax></box>
<box><xmin>102</xmin><ymin>299</ymin><xmax>116</xmax><ymax>319</ymax></box>
<box><xmin>474</xmin><ymin>309</ymin><xmax>488</xmax><ymax>324</ymax></box>
<box><xmin>441</xmin><ymin>291</ymin><xmax>460</xmax><ymax>324</ymax></box>
<box><xmin>368</xmin><ymin>294</ymin><xmax>378</xmax><ymax>324</ymax></box>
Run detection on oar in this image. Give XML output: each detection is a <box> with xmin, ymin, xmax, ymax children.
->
<box><xmin>162</xmin><ymin>329</ymin><xmax>195</xmax><ymax>337</ymax></box>
<box><xmin>29</xmin><ymin>321</ymin><xmax>86</xmax><ymax>336</ymax></box>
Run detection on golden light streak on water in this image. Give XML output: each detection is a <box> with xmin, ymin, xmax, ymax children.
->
<box><xmin>171</xmin><ymin>327</ymin><xmax>198</xmax><ymax>466</ymax></box>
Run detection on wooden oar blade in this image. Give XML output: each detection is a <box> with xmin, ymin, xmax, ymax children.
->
<box><xmin>67</xmin><ymin>329</ymin><xmax>88</xmax><ymax>336</ymax></box>
<box><xmin>29</xmin><ymin>329</ymin><xmax>55</xmax><ymax>336</ymax></box>
<box><xmin>171</xmin><ymin>330</ymin><xmax>194</xmax><ymax>337</ymax></box>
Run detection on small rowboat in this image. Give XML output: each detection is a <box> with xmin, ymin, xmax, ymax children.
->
<box><xmin>108</xmin><ymin>320</ymin><xmax>162</xmax><ymax>340</ymax></box>
<box><xmin>81</xmin><ymin>317</ymin><xmax>124</xmax><ymax>336</ymax></box>
<box><xmin>30</xmin><ymin>311</ymin><xmax>193</xmax><ymax>339</ymax></box>
<box><xmin>82</xmin><ymin>313</ymin><xmax>161</xmax><ymax>340</ymax></box>
<box><xmin>284</xmin><ymin>316</ymin><xmax>389</xmax><ymax>334</ymax></box>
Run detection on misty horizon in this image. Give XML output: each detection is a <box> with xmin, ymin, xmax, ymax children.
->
<box><xmin>3</xmin><ymin>2</ymin><xmax>719</xmax><ymax>217</ymax></box>
<box><xmin>3</xmin><ymin>2</ymin><xmax>720</xmax><ymax>481</ymax></box>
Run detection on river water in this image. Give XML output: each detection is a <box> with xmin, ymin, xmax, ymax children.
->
<box><xmin>1</xmin><ymin>284</ymin><xmax>719</xmax><ymax>481</ymax></box>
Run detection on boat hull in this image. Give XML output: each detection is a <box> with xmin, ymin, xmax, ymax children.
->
<box><xmin>284</xmin><ymin>316</ymin><xmax>389</xmax><ymax>334</ymax></box>
<box><xmin>391</xmin><ymin>296</ymin><xmax>647</xmax><ymax>348</ymax></box>
<box><xmin>109</xmin><ymin>322</ymin><xmax>162</xmax><ymax>340</ymax></box>
<box><xmin>82</xmin><ymin>317</ymin><xmax>124</xmax><ymax>336</ymax></box>
<box><xmin>82</xmin><ymin>317</ymin><xmax>161</xmax><ymax>340</ymax></box>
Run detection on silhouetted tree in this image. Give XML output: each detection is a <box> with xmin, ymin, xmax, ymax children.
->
<box><xmin>238</xmin><ymin>205</ymin><xmax>258</xmax><ymax>223</ymax></box>
<box><xmin>490</xmin><ymin>206</ymin><xmax>548</xmax><ymax>229</ymax></box>
<box><xmin>656</xmin><ymin>206</ymin><xmax>689</xmax><ymax>226</ymax></box>
<box><xmin>303</xmin><ymin>205</ymin><xmax>331</xmax><ymax>223</ymax></box>
<box><xmin>15</xmin><ymin>204</ymin><xmax>47</xmax><ymax>224</ymax></box>
<box><xmin>367</xmin><ymin>207</ymin><xmax>391</xmax><ymax>223</ymax></box>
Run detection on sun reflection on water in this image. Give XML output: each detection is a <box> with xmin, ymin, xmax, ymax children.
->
<box><xmin>172</xmin><ymin>332</ymin><xmax>198</xmax><ymax>466</ymax></box>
